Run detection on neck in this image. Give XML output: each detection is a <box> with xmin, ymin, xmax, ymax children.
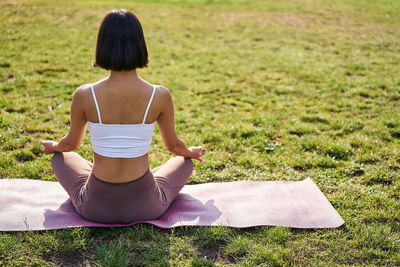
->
<box><xmin>108</xmin><ymin>69</ymin><xmax>139</xmax><ymax>81</ymax></box>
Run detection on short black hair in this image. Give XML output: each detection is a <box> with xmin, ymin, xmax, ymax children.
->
<box><xmin>93</xmin><ymin>9</ymin><xmax>149</xmax><ymax>71</ymax></box>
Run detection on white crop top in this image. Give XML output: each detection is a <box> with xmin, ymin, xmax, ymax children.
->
<box><xmin>87</xmin><ymin>84</ymin><xmax>156</xmax><ymax>158</ymax></box>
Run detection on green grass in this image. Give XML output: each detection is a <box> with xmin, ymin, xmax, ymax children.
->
<box><xmin>1</xmin><ymin>0</ymin><xmax>400</xmax><ymax>265</ymax></box>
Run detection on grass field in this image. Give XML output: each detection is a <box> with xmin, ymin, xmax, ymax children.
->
<box><xmin>1</xmin><ymin>0</ymin><xmax>400</xmax><ymax>265</ymax></box>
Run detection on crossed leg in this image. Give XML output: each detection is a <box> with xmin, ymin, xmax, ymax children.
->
<box><xmin>51</xmin><ymin>152</ymin><xmax>92</xmax><ymax>208</ymax></box>
<box><xmin>51</xmin><ymin>152</ymin><xmax>194</xmax><ymax>211</ymax></box>
<box><xmin>152</xmin><ymin>156</ymin><xmax>194</xmax><ymax>206</ymax></box>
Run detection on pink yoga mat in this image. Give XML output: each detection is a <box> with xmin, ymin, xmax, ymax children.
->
<box><xmin>0</xmin><ymin>178</ymin><xmax>344</xmax><ymax>231</ymax></box>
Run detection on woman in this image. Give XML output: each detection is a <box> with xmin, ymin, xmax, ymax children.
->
<box><xmin>41</xmin><ymin>9</ymin><xmax>202</xmax><ymax>224</ymax></box>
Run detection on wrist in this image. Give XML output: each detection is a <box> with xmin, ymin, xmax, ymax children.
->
<box><xmin>52</xmin><ymin>142</ymin><xmax>59</xmax><ymax>153</ymax></box>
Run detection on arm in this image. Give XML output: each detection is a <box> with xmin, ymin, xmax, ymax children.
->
<box><xmin>42</xmin><ymin>87</ymin><xmax>88</xmax><ymax>154</ymax></box>
<box><xmin>156</xmin><ymin>87</ymin><xmax>202</xmax><ymax>162</ymax></box>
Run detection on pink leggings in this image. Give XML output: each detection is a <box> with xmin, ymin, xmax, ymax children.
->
<box><xmin>51</xmin><ymin>152</ymin><xmax>193</xmax><ymax>224</ymax></box>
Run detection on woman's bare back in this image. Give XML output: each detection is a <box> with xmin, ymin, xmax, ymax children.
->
<box><xmin>82</xmin><ymin>76</ymin><xmax>163</xmax><ymax>182</ymax></box>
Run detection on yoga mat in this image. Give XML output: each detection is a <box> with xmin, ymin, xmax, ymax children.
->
<box><xmin>0</xmin><ymin>178</ymin><xmax>344</xmax><ymax>231</ymax></box>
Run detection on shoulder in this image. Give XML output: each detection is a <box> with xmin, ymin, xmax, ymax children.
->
<box><xmin>71</xmin><ymin>84</ymin><xmax>92</xmax><ymax>107</ymax></box>
<box><xmin>74</xmin><ymin>84</ymin><xmax>92</xmax><ymax>97</ymax></box>
<box><xmin>73</xmin><ymin>84</ymin><xmax>93</xmax><ymax>101</ymax></box>
<box><xmin>154</xmin><ymin>85</ymin><xmax>173</xmax><ymax>102</ymax></box>
<box><xmin>154</xmin><ymin>85</ymin><xmax>170</xmax><ymax>96</ymax></box>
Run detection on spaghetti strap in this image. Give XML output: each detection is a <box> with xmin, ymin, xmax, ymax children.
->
<box><xmin>91</xmin><ymin>84</ymin><xmax>102</xmax><ymax>124</ymax></box>
<box><xmin>142</xmin><ymin>85</ymin><xmax>156</xmax><ymax>124</ymax></box>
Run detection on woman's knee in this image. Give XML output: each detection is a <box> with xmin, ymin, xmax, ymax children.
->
<box><xmin>171</xmin><ymin>156</ymin><xmax>194</xmax><ymax>173</ymax></box>
<box><xmin>178</xmin><ymin>157</ymin><xmax>194</xmax><ymax>180</ymax></box>
<box><xmin>155</xmin><ymin>156</ymin><xmax>194</xmax><ymax>181</ymax></box>
<box><xmin>50</xmin><ymin>151</ymin><xmax>79</xmax><ymax>170</ymax></box>
<box><xmin>51</xmin><ymin>152</ymin><xmax>63</xmax><ymax>170</ymax></box>
<box><xmin>184</xmin><ymin>157</ymin><xmax>194</xmax><ymax>173</ymax></box>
